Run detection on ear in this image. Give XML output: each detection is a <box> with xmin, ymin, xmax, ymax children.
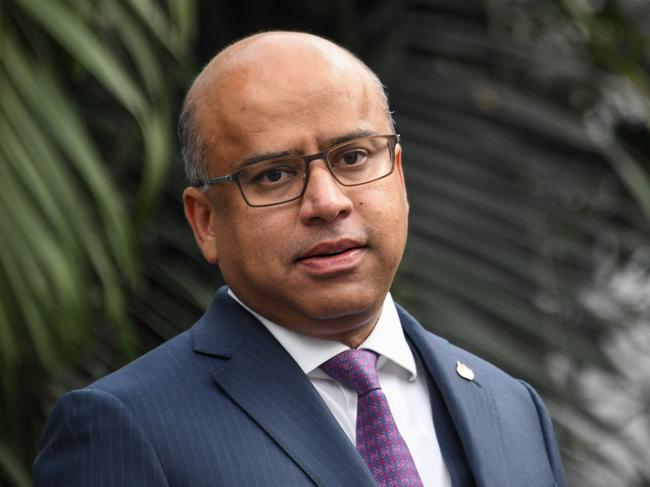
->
<box><xmin>183</xmin><ymin>187</ymin><xmax>219</xmax><ymax>264</ymax></box>
<box><xmin>394</xmin><ymin>143</ymin><xmax>409</xmax><ymax>213</ymax></box>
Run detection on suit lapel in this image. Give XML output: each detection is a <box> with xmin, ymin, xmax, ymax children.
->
<box><xmin>192</xmin><ymin>289</ymin><xmax>376</xmax><ymax>487</ymax></box>
<box><xmin>398</xmin><ymin>305</ymin><xmax>510</xmax><ymax>487</ymax></box>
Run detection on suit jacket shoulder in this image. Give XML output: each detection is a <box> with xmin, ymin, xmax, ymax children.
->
<box><xmin>34</xmin><ymin>289</ymin><xmax>374</xmax><ymax>487</ymax></box>
<box><xmin>398</xmin><ymin>303</ymin><xmax>566</xmax><ymax>487</ymax></box>
<box><xmin>34</xmin><ymin>290</ymin><xmax>566</xmax><ymax>487</ymax></box>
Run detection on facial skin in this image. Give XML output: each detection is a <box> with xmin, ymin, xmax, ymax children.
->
<box><xmin>183</xmin><ymin>32</ymin><xmax>409</xmax><ymax>347</ymax></box>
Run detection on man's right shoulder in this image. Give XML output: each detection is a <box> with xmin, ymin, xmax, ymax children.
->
<box><xmin>85</xmin><ymin>327</ymin><xmax>199</xmax><ymax>399</ymax></box>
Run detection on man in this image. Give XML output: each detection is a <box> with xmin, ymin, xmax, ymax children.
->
<box><xmin>34</xmin><ymin>32</ymin><xmax>566</xmax><ymax>486</ymax></box>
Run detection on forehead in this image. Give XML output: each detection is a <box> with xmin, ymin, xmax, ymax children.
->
<box><xmin>192</xmin><ymin>38</ymin><xmax>389</xmax><ymax>172</ymax></box>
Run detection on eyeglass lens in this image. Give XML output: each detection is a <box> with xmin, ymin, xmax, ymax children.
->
<box><xmin>238</xmin><ymin>135</ymin><xmax>395</xmax><ymax>206</ymax></box>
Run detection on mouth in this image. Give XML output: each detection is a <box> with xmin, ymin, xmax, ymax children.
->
<box><xmin>298</xmin><ymin>239</ymin><xmax>364</xmax><ymax>260</ymax></box>
<box><xmin>296</xmin><ymin>239</ymin><xmax>366</xmax><ymax>276</ymax></box>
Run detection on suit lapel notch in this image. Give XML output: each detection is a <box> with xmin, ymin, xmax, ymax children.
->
<box><xmin>200</xmin><ymin>291</ymin><xmax>376</xmax><ymax>487</ymax></box>
<box><xmin>398</xmin><ymin>305</ymin><xmax>511</xmax><ymax>487</ymax></box>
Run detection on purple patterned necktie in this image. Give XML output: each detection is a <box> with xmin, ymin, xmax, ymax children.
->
<box><xmin>320</xmin><ymin>349</ymin><xmax>424</xmax><ymax>487</ymax></box>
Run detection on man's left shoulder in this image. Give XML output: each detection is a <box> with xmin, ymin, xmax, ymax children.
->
<box><xmin>418</xmin><ymin>326</ymin><xmax>544</xmax><ymax>413</ymax></box>
<box><xmin>396</xmin><ymin>302</ymin><xmax>567</xmax><ymax>486</ymax></box>
<box><xmin>396</xmin><ymin>302</ymin><xmax>529</xmax><ymax>387</ymax></box>
<box><xmin>418</xmin><ymin>324</ymin><xmax>525</xmax><ymax>389</ymax></box>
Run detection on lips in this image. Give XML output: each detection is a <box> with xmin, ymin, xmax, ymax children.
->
<box><xmin>299</xmin><ymin>239</ymin><xmax>363</xmax><ymax>260</ymax></box>
<box><xmin>296</xmin><ymin>239</ymin><xmax>366</xmax><ymax>276</ymax></box>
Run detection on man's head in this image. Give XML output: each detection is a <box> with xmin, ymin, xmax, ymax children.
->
<box><xmin>181</xmin><ymin>32</ymin><xmax>408</xmax><ymax>346</ymax></box>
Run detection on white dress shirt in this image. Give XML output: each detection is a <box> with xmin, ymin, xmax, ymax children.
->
<box><xmin>228</xmin><ymin>289</ymin><xmax>451</xmax><ymax>487</ymax></box>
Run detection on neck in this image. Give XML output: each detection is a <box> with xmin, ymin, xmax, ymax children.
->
<box><xmin>314</xmin><ymin>319</ymin><xmax>377</xmax><ymax>348</ymax></box>
<box><xmin>227</xmin><ymin>287</ymin><xmax>384</xmax><ymax>348</ymax></box>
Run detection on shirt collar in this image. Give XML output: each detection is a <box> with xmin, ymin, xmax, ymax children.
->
<box><xmin>227</xmin><ymin>289</ymin><xmax>417</xmax><ymax>381</ymax></box>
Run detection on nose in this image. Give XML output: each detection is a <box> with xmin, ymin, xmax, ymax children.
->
<box><xmin>299</xmin><ymin>161</ymin><xmax>353</xmax><ymax>224</ymax></box>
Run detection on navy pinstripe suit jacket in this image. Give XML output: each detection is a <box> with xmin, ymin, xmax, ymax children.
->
<box><xmin>34</xmin><ymin>288</ymin><xmax>566</xmax><ymax>486</ymax></box>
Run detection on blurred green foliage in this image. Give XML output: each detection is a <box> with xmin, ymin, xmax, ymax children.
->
<box><xmin>1</xmin><ymin>0</ymin><xmax>199</xmax><ymax>484</ymax></box>
<box><xmin>1</xmin><ymin>1</ymin><xmax>648</xmax><ymax>485</ymax></box>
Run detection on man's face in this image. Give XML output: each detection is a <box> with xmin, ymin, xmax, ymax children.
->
<box><xmin>184</xmin><ymin>38</ymin><xmax>409</xmax><ymax>342</ymax></box>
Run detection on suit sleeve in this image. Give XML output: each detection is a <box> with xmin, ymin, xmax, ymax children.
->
<box><xmin>33</xmin><ymin>388</ymin><xmax>169</xmax><ymax>487</ymax></box>
<box><xmin>519</xmin><ymin>381</ymin><xmax>567</xmax><ymax>487</ymax></box>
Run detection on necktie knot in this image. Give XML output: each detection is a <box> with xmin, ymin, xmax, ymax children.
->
<box><xmin>320</xmin><ymin>348</ymin><xmax>424</xmax><ymax>486</ymax></box>
<box><xmin>320</xmin><ymin>349</ymin><xmax>380</xmax><ymax>395</ymax></box>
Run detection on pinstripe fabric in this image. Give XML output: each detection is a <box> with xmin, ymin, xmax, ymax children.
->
<box><xmin>397</xmin><ymin>305</ymin><xmax>566</xmax><ymax>487</ymax></box>
<box><xmin>34</xmin><ymin>389</ymin><xmax>168</xmax><ymax>486</ymax></box>
<box><xmin>34</xmin><ymin>288</ymin><xmax>565</xmax><ymax>487</ymax></box>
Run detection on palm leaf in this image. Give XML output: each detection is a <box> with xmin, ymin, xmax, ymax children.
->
<box><xmin>0</xmin><ymin>0</ymin><xmax>194</xmax><ymax>482</ymax></box>
<box><xmin>384</xmin><ymin>1</ymin><xmax>650</xmax><ymax>483</ymax></box>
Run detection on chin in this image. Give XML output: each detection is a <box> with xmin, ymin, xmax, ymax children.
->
<box><xmin>301</xmin><ymin>292</ymin><xmax>380</xmax><ymax>322</ymax></box>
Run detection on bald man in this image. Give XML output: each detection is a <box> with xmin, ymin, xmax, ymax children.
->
<box><xmin>34</xmin><ymin>32</ymin><xmax>566</xmax><ymax>487</ymax></box>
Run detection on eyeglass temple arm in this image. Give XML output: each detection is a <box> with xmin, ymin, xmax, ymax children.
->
<box><xmin>190</xmin><ymin>173</ymin><xmax>235</xmax><ymax>188</ymax></box>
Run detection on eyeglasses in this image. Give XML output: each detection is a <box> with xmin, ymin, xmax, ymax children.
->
<box><xmin>191</xmin><ymin>134</ymin><xmax>400</xmax><ymax>207</ymax></box>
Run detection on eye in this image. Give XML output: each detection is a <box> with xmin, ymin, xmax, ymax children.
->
<box><xmin>263</xmin><ymin>168</ymin><xmax>284</xmax><ymax>182</ymax></box>
<box><xmin>332</xmin><ymin>149</ymin><xmax>369</xmax><ymax>168</ymax></box>
<box><xmin>248</xmin><ymin>164</ymin><xmax>298</xmax><ymax>186</ymax></box>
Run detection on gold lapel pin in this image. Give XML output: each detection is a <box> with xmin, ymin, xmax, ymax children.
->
<box><xmin>456</xmin><ymin>361</ymin><xmax>475</xmax><ymax>381</ymax></box>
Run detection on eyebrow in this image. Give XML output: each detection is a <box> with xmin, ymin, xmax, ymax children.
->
<box><xmin>239</xmin><ymin>151</ymin><xmax>293</xmax><ymax>167</ymax></box>
<box><xmin>326</xmin><ymin>129</ymin><xmax>378</xmax><ymax>147</ymax></box>
<box><xmin>236</xmin><ymin>129</ymin><xmax>380</xmax><ymax>168</ymax></box>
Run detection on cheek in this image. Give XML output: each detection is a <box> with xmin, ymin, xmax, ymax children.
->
<box><xmin>365</xmin><ymin>185</ymin><xmax>408</xmax><ymax>250</ymax></box>
<box><xmin>219</xmin><ymin>211</ymin><xmax>293</xmax><ymax>269</ymax></box>
<box><xmin>365</xmin><ymin>181</ymin><xmax>407</xmax><ymax>222</ymax></box>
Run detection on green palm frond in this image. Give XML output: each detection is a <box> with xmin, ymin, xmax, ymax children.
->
<box><xmin>0</xmin><ymin>0</ymin><xmax>196</xmax><ymax>483</ymax></box>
